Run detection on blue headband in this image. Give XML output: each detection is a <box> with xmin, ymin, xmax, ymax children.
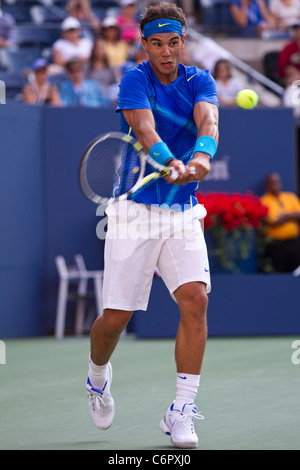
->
<box><xmin>143</xmin><ymin>18</ymin><xmax>183</xmax><ymax>38</ymax></box>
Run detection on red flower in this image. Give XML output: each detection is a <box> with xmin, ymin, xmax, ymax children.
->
<box><xmin>196</xmin><ymin>191</ymin><xmax>268</xmax><ymax>232</ymax></box>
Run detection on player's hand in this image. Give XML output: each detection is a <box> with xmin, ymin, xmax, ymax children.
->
<box><xmin>164</xmin><ymin>159</ymin><xmax>190</xmax><ymax>185</ymax></box>
<box><xmin>186</xmin><ymin>154</ymin><xmax>211</xmax><ymax>182</ymax></box>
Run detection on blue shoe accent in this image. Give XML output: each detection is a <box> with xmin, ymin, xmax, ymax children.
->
<box><xmin>86</xmin><ymin>377</ymin><xmax>107</xmax><ymax>394</ymax></box>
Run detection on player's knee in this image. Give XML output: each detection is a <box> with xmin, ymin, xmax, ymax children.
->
<box><xmin>184</xmin><ymin>288</ymin><xmax>208</xmax><ymax>323</ymax></box>
<box><xmin>104</xmin><ymin>309</ymin><xmax>132</xmax><ymax>335</ymax></box>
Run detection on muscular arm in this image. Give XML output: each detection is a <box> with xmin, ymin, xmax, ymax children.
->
<box><xmin>185</xmin><ymin>101</ymin><xmax>219</xmax><ymax>183</ymax></box>
<box><xmin>122</xmin><ymin>108</ymin><xmax>160</xmax><ymax>152</ymax></box>
<box><xmin>122</xmin><ymin>108</ymin><xmax>188</xmax><ymax>180</ymax></box>
<box><xmin>123</xmin><ymin>102</ymin><xmax>219</xmax><ymax>185</ymax></box>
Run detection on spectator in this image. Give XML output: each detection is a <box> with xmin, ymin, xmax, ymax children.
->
<box><xmin>260</xmin><ymin>172</ymin><xmax>300</xmax><ymax>272</ymax></box>
<box><xmin>66</xmin><ymin>0</ymin><xmax>101</xmax><ymax>38</ymax></box>
<box><xmin>22</xmin><ymin>58</ymin><xmax>61</xmax><ymax>106</ymax></box>
<box><xmin>278</xmin><ymin>21</ymin><xmax>300</xmax><ymax>84</ymax></box>
<box><xmin>213</xmin><ymin>59</ymin><xmax>245</xmax><ymax>106</ymax></box>
<box><xmin>85</xmin><ymin>38</ymin><xmax>119</xmax><ymax>103</ymax></box>
<box><xmin>269</xmin><ymin>0</ymin><xmax>300</xmax><ymax>30</ymax></box>
<box><xmin>230</xmin><ymin>0</ymin><xmax>277</xmax><ymax>37</ymax></box>
<box><xmin>0</xmin><ymin>0</ymin><xmax>16</xmax><ymax>48</ymax></box>
<box><xmin>59</xmin><ymin>58</ymin><xmax>109</xmax><ymax>107</ymax></box>
<box><xmin>117</xmin><ymin>0</ymin><xmax>140</xmax><ymax>45</ymax></box>
<box><xmin>102</xmin><ymin>16</ymin><xmax>129</xmax><ymax>74</ymax></box>
<box><xmin>51</xmin><ymin>17</ymin><xmax>93</xmax><ymax>73</ymax></box>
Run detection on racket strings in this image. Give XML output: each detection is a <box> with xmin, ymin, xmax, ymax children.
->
<box><xmin>85</xmin><ymin>137</ymin><xmax>142</xmax><ymax>200</ymax></box>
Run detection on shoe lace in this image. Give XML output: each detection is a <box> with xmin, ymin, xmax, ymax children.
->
<box><xmin>88</xmin><ymin>390</ymin><xmax>106</xmax><ymax>411</ymax></box>
<box><xmin>178</xmin><ymin>411</ymin><xmax>204</xmax><ymax>433</ymax></box>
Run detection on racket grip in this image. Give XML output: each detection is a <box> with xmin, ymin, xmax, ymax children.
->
<box><xmin>189</xmin><ymin>166</ymin><xmax>196</xmax><ymax>175</ymax></box>
<box><xmin>169</xmin><ymin>168</ymin><xmax>179</xmax><ymax>181</ymax></box>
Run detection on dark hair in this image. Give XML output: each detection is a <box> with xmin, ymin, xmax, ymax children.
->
<box><xmin>213</xmin><ymin>59</ymin><xmax>232</xmax><ymax>80</ymax></box>
<box><xmin>139</xmin><ymin>2</ymin><xmax>186</xmax><ymax>37</ymax></box>
<box><xmin>66</xmin><ymin>58</ymin><xmax>84</xmax><ymax>71</ymax></box>
<box><xmin>90</xmin><ymin>38</ymin><xmax>109</xmax><ymax>66</ymax></box>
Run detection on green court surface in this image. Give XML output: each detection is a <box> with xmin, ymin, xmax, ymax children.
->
<box><xmin>0</xmin><ymin>335</ymin><xmax>299</xmax><ymax>450</ymax></box>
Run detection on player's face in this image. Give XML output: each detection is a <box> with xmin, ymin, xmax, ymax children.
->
<box><xmin>142</xmin><ymin>33</ymin><xmax>185</xmax><ymax>84</ymax></box>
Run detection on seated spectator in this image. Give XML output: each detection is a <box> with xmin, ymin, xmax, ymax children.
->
<box><xmin>269</xmin><ymin>0</ymin><xmax>300</xmax><ymax>30</ymax></box>
<box><xmin>102</xmin><ymin>16</ymin><xmax>129</xmax><ymax>73</ymax></box>
<box><xmin>213</xmin><ymin>59</ymin><xmax>245</xmax><ymax>106</ymax></box>
<box><xmin>85</xmin><ymin>38</ymin><xmax>119</xmax><ymax>103</ymax></box>
<box><xmin>0</xmin><ymin>0</ymin><xmax>16</xmax><ymax>49</ymax></box>
<box><xmin>260</xmin><ymin>172</ymin><xmax>300</xmax><ymax>272</ymax></box>
<box><xmin>59</xmin><ymin>58</ymin><xmax>109</xmax><ymax>107</ymax></box>
<box><xmin>51</xmin><ymin>17</ymin><xmax>93</xmax><ymax>73</ymax></box>
<box><xmin>117</xmin><ymin>0</ymin><xmax>140</xmax><ymax>45</ymax></box>
<box><xmin>282</xmin><ymin>78</ymin><xmax>300</xmax><ymax>115</ymax></box>
<box><xmin>66</xmin><ymin>0</ymin><xmax>101</xmax><ymax>38</ymax></box>
<box><xmin>22</xmin><ymin>58</ymin><xmax>61</xmax><ymax>106</ymax></box>
<box><xmin>278</xmin><ymin>21</ymin><xmax>300</xmax><ymax>84</ymax></box>
<box><xmin>230</xmin><ymin>0</ymin><xmax>277</xmax><ymax>37</ymax></box>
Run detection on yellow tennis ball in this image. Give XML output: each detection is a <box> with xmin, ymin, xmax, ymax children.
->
<box><xmin>236</xmin><ymin>89</ymin><xmax>259</xmax><ymax>109</ymax></box>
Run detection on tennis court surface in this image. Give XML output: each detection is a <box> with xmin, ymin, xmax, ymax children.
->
<box><xmin>0</xmin><ymin>335</ymin><xmax>299</xmax><ymax>450</ymax></box>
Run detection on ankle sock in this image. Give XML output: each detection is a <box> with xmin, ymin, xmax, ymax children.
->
<box><xmin>88</xmin><ymin>354</ymin><xmax>109</xmax><ymax>391</ymax></box>
<box><xmin>174</xmin><ymin>373</ymin><xmax>200</xmax><ymax>410</ymax></box>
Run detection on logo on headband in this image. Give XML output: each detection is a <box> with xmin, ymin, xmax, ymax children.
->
<box><xmin>143</xmin><ymin>18</ymin><xmax>183</xmax><ymax>38</ymax></box>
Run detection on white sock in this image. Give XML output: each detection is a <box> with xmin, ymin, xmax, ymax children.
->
<box><xmin>88</xmin><ymin>354</ymin><xmax>109</xmax><ymax>391</ymax></box>
<box><xmin>174</xmin><ymin>373</ymin><xmax>200</xmax><ymax>410</ymax></box>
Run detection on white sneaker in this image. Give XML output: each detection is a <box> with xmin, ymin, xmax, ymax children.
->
<box><xmin>86</xmin><ymin>361</ymin><xmax>115</xmax><ymax>430</ymax></box>
<box><xmin>160</xmin><ymin>402</ymin><xmax>204</xmax><ymax>449</ymax></box>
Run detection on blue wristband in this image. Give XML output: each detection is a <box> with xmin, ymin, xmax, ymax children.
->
<box><xmin>193</xmin><ymin>136</ymin><xmax>217</xmax><ymax>161</ymax></box>
<box><xmin>149</xmin><ymin>142</ymin><xmax>175</xmax><ymax>166</ymax></box>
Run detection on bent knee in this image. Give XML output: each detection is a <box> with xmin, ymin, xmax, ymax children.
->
<box><xmin>103</xmin><ymin>309</ymin><xmax>133</xmax><ymax>335</ymax></box>
<box><xmin>176</xmin><ymin>282</ymin><xmax>208</xmax><ymax>317</ymax></box>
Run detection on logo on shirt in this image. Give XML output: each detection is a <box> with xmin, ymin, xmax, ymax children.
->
<box><xmin>187</xmin><ymin>74</ymin><xmax>197</xmax><ymax>82</ymax></box>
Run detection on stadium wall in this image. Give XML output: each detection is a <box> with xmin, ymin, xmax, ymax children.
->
<box><xmin>0</xmin><ymin>104</ymin><xmax>299</xmax><ymax>338</ymax></box>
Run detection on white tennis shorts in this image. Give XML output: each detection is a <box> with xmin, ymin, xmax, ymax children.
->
<box><xmin>102</xmin><ymin>200</ymin><xmax>211</xmax><ymax>311</ymax></box>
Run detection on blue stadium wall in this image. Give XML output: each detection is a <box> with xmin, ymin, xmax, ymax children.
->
<box><xmin>0</xmin><ymin>104</ymin><xmax>299</xmax><ymax>338</ymax></box>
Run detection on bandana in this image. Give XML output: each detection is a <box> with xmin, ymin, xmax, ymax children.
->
<box><xmin>143</xmin><ymin>18</ymin><xmax>183</xmax><ymax>38</ymax></box>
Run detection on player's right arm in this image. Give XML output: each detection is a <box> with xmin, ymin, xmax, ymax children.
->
<box><xmin>122</xmin><ymin>108</ymin><xmax>188</xmax><ymax>180</ymax></box>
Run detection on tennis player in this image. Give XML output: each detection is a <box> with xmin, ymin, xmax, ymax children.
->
<box><xmin>86</xmin><ymin>2</ymin><xmax>219</xmax><ymax>449</ymax></box>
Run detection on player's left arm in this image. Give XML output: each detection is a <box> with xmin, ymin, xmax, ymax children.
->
<box><xmin>185</xmin><ymin>101</ymin><xmax>219</xmax><ymax>182</ymax></box>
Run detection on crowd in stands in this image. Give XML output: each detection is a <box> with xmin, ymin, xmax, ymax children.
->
<box><xmin>2</xmin><ymin>0</ymin><xmax>300</xmax><ymax>108</ymax></box>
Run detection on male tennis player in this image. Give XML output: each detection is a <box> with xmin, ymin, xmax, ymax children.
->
<box><xmin>86</xmin><ymin>2</ymin><xmax>219</xmax><ymax>449</ymax></box>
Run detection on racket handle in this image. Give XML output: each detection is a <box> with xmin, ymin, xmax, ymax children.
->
<box><xmin>169</xmin><ymin>168</ymin><xmax>179</xmax><ymax>181</ymax></box>
<box><xmin>189</xmin><ymin>166</ymin><xmax>196</xmax><ymax>175</ymax></box>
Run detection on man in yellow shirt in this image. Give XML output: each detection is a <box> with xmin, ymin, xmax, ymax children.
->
<box><xmin>261</xmin><ymin>173</ymin><xmax>300</xmax><ymax>272</ymax></box>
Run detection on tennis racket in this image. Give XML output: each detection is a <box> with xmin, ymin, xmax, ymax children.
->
<box><xmin>79</xmin><ymin>132</ymin><xmax>194</xmax><ymax>205</ymax></box>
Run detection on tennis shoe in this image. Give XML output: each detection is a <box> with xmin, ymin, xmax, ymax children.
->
<box><xmin>160</xmin><ymin>402</ymin><xmax>204</xmax><ymax>449</ymax></box>
<box><xmin>86</xmin><ymin>361</ymin><xmax>115</xmax><ymax>430</ymax></box>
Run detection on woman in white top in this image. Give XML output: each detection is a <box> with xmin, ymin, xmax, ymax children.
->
<box><xmin>269</xmin><ymin>0</ymin><xmax>300</xmax><ymax>29</ymax></box>
<box><xmin>52</xmin><ymin>17</ymin><xmax>93</xmax><ymax>72</ymax></box>
<box><xmin>213</xmin><ymin>59</ymin><xmax>245</xmax><ymax>107</ymax></box>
